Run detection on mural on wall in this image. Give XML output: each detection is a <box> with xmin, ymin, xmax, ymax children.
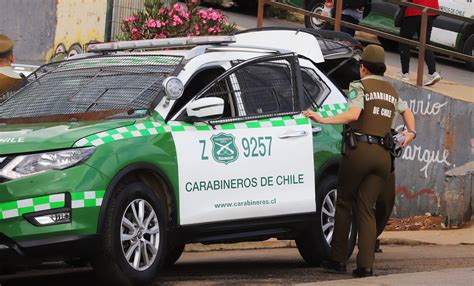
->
<box><xmin>46</xmin><ymin>0</ymin><xmax>107</xmax><ymax>62</ymax></box>
<box><xmin>50</xmin><ymin>43</ymin><xmax>84</xmax><ymax>62</ymax></box>
<box><xmin>390</xmin><ymin>81</ymin><xmax>473</xmax><ymax>218</ymax></box>
<box><xmin>0</xmin><ymin>0</ymin><xmax>107</xmax><ymax>64</ymax></box>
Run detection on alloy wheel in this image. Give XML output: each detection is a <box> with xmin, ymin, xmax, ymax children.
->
<box><xmin>120</xmin><ymin>199</ymin><xmax>160</xmax><ymax>271</ymax></box>
<box><xmin>321</xmin><ymin>188</ymin><xmax>337</xmax><ymax>244</ymax></box>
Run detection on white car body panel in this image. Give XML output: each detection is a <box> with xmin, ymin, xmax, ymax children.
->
<box><xmin>234</xmin><ymin>30</ymin><xmax>325</xmax><ymax>64</ymax></box>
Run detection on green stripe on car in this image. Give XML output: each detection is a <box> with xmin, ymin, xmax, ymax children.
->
<box><xmin>73</xmin><ymin>105</ymin><xmax>347</xmax><ymax>148</ymax></box>
<box><xmin>0</xmin><ymin>191</ymin><xmax>106</xmax><ymax>221</ymax></box>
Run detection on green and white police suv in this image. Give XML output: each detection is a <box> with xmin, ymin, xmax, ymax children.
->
<box><xmin>0</xmin><ymin>29</ymin><xmax>356</xmax><ymax>285</ymax></box>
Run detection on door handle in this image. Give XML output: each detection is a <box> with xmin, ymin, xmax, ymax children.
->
<box><xmin>279</xmin><ymin>130</ymin><xmax>308</xmax><ymax>139</ymax></box>
<box><xmin>312</xmin><ymin>127</ymin><xmax>322</xmax><ymax>134</ymax></box>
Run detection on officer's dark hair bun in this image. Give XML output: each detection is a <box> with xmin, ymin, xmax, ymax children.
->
<box><xmin>360</xmin><ymin>60</ymin><xmax>386</xmax><ymax>76</ymax></box>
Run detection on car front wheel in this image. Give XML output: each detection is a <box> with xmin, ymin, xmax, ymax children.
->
<box><xmin>92</xmin><ymin>182</ymin><xmax>167</xmax><ymax>286</ymax></box>
<box><xmin>296</xmin><ymin>175</ymin><xmax>356</xmax><ymax>265</ymax></box>
<box><xmin>304</xmin><ymin>0</ymin><xmax>331</xmax><ymax>30</ymax></box>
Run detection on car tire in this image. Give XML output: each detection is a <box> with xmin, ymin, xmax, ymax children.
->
<box><xmin>296</xmin><ymin>175</ymin><xmax>356</xmax><ymax>266</ymax></box>
<box><xmin>92</xmin><ymin>182</ymin><xmax>167</xmax><ymax>286</ymax></box>
<box><xmin>164</xmin><ymin>243</ymin><xmax>185</xmax><ymax>267</ymax></box>
<box><xmin>304</xmin><ymin>0</ymin><xmax>332</xmax><ymax>30</ymax></box>
<box><xmin>462</xmin><ymin>34</ymin><xmax>474</xmax><ymax>71</ymax></box>
<box><xmin>377</xmin><ymin>36</ymin><xmax>399</xmax><ymax>51</ymax></box>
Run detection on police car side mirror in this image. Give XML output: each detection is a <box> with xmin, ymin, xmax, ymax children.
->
<box><xmin>185</xmin><ymin>97</ymin><xmax>224</xmax><ymax>123</ymax></box>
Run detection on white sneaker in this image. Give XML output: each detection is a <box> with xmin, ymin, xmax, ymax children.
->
<box><xmin>396</xmin><ymin>72</ymin><xmax>410</xmax><ymax>80</ymax></box>
<box><xmin>424</xmin><ymin>72</ymin><xmax>442</xmax><ymax>86</ymax></box>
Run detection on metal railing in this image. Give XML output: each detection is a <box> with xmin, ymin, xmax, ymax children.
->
<box><xmin>256</xmin><ymin>0</ymin><xmax>474</xmax><ymax>86</ymax></box>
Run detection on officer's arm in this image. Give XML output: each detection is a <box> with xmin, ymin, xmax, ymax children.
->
<box><xmin>319</xmin><ymin>81</ymin><xmax>364</xmax><ymax>124</ymax></box>
<box><xmin>400</xmin><ymin>108</ymin><xmax>416</xmax><ymax>147</ymax></box>
<box><xmin>318</xmin><ymin>107</ymin><xmax>362</xmax><ymax>124</ymax></box>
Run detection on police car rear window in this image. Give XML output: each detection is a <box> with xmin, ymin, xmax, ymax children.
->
<box><xmin>0</xmin><ymin>55</ymin><xmax>182</xmax><ymax>120</ymax></box>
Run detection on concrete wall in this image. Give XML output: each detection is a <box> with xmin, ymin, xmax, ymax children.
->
<box><xmin>0</xmin><ymin>0</ymin><xmax>57</xmax><ymax>65</ymax></box>
<box><xmin>0</xmin><ymin>0</ymin><xmax>107</xmax><ymax>65</ymax></box>
<box><xmin>390</xmin><ymin>80</ymin><xmax>474</xmax><ymax>223</ymax></box>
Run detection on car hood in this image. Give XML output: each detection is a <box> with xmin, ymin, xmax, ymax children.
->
<box><xmin>0</xmin><ymin>120</ymin><xmax>136</xmax><ymax>155</ymax></box>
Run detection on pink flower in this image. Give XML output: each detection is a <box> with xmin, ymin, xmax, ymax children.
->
<box><xmin>209</xmin><ymin>12</ymin><xmax>221</xmax><ymax>21</ymax></box>
<box><xmin>146</xmin><ymin>20</ymin><xmax>162</xmax><ymax>28</ymax></box>
<box><xmin>180</xmin><ymin>11</ymin><xmax>190</xmax><ymax>21</ymax></box>
<box><xmin>131</xmin><ymin>28</ymin><xmax>139</xmax><ymax>34</ymax></box>
<box><xmin>173</xmin><ymin>3</ymin><xmax>182</xmax><ymax>12</ymax></box>
<box><xmin>123</xmin><ymin>16</ymin><xmax>137</xmax><ymax>22</ymax></box>
<box><xmin>159</xmin><ymin>8</ymin><xmax>165</xmax><ymax>14</ymax></box>
<box><xmin>173</xmin><ymin>15</ymin><xmax>183</xmax><ymax>25</ymax></box>
<box><xmin>132</xmin><ymin>32</ymin><xmax>141</xmax><ymax>40</ymax></box>
<box><xmin>199</xmin><ymin>10</ymin><xmax>207</xmax><ymax>19</ymax></box>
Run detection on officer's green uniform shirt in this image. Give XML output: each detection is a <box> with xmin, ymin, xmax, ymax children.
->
<box><xmin>346</xmin><ymin>75</ymin><xmax>408</xmax><ymax>128</ymax></box>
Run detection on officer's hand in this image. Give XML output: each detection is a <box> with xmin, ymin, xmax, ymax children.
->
<box><xmin>302</xmin><ymin>110</ymin><xmax>324</xmax><ymax>123</ymax></box>
<box><xmin>401</xmin><ymin>131</ymin><xmax>414</xmax><ymax>147</ymax></box>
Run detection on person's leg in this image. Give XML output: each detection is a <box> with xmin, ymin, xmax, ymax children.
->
<box><xmin>356</xmin><ymin>174</ymin><xmax>384</xmax><ymax>269</ymax></box>
<box><xmin>399</xmin><ymin>16</ymin><xmax>419</xmax><ymax>74</ymax></box>
<box><xmin>424</xmin><ymin>16</ymin><xmax>437</xmax><ymax>75</ymax></box>
<box><xmin>329</xmin><ymin>156</ymin><xmax>360</xmax><ymax>263</ymax></box>
<box><xmin>375</xmin><ymin>172</ymin><xmax>395</xmax><ymax>237</ymax></box>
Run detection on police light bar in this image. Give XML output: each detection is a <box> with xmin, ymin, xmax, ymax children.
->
<box><xmin>87</xmin><ymin>36</ymin><xmax>236</xmax><ymax>52</ymax></box>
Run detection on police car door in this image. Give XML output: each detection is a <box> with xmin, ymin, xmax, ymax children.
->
<box><xmin>172</xmin><ymin>54</ymin><xmax>316</xmax><ymax>225</ymax></box>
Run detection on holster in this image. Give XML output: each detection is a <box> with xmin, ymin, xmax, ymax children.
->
<box><xmin>383</xmin><ymin>132</ymin><xmax>395</xmax><ymax>151</ymax></box>
<box><xmin>341</xmin><ymin>125</ymin><xmax>357</xmax><ymax>155</ymax></box>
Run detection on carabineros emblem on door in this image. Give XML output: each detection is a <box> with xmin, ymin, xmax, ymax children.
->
<box><xmin>211</xmin><ymin>133</ymin><xmax>239</xmax><ymax>164</ymax></box>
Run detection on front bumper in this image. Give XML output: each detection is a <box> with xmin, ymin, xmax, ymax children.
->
<box><xmin>0</xmin><ymin>233</ymin><xmax>98</xmax><ymax>262</ymax></box>
<box><xmin>0</xmin><ymin>164</ymin><xmax>109</xmax><ymax>242</ymax></box>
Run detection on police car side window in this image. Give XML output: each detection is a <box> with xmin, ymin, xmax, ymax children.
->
<box><xmin>301</xmin><ymin>67</ymin><xmax>330</xmax><ymax>109</ymax></box>
<box><xmin>232</xmin><ymin>60</ymin><xmax>296</xmax><ymax>116</ymax></box>
<box><xmin>177</xmin><ymin>54</ymin><xmax>302</xmax><ymax>122</ymax></box>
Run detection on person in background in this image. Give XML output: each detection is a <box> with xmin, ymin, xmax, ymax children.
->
<box><xmin>0</xmin><ymin>34</ymin><xmax>23</xmax><ymax>102</ymax></box>
<box><xmin>397</xmin><ymin>0</ymin><xmax>441</xmax><ymax>86</ymax></box>
<box><xmin>339</xmin><ymin>0</ymin><xmax>372</xmax><ymax>37</ymax></box>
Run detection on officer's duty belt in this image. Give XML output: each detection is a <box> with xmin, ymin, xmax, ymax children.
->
<box><xmin>355</xmin><ymin>134</ymin><xmax>385</xmax><ymax>146</ymax></box>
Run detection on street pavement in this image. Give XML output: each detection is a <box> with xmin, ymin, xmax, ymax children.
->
<box><xmin>1</xmin><ymin>244</ymin><xmax>473</xmax><ymax>285</ymax></box>
<box><xmin>221</xmin><ymin>7</ymin><xmax>474</xmax><ymax>88</ymax></box>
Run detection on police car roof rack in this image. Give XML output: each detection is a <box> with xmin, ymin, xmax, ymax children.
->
<box><xmin>87</xmin><ymin>36</ymin><xmax>236</xmax><ymax>53</ymax></box>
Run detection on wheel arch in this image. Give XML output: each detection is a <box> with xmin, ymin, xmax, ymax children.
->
<box><xmin>97</xmin><ymin>163</ymin><xmax>178</xmax><ymax>234</ymax></box>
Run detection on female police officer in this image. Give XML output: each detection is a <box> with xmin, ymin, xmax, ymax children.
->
<box><xmin>303</xmin><ymin>45</ymin><xmax>415</xmax><ymax>277</ymax></box>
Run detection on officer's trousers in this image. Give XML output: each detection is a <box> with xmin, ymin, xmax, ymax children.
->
<box><xmin>330</xmin><ymin>142</ymin><xmax>391</xmax><ymax>268</ymax></box>
<box><xmin>376</xmin><ymin>172</ymin><xmax>395</xmax><ymax>237</ymax></box>
<box><xmin>358</xmin><ymin>172</ymin><xmax>396</xmax><ymax>237</ymax></box>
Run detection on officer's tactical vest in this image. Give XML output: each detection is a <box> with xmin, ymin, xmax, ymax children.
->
<box><xmin>349</xmin><ymin>78</ymin><xmax>399</xmax><ymax>137</ymax></box>
<box><xmin>0</xmin><ymin>73</ymin><xmax>23</xmax><ymax>103</ymax></box>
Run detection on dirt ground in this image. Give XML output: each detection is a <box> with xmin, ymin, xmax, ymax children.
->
<box><xmin>385</xmin><ymin>214</ymin><xmax>445</xmax><ymax>231</ymax></box>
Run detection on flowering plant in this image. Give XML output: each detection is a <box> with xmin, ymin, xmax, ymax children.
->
<box><xmin>120</xmin><ymin>0</ymin><xmax>235</xmax><ymax>40</ymax></box>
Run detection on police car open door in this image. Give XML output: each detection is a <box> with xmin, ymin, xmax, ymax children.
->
<box><xmin>172</xmin><ymin>54</ymin><xmax>316</xmax><ymax>225</ymax></box>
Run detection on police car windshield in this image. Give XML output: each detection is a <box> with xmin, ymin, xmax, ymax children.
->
<box><xmin>0</xmin><ymin>55</ymin><xmax>182</xmax><ymax>121</ymax></box>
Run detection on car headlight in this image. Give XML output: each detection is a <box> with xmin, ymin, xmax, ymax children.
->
<box><xmin>1</xmin><ymin>147</ymin><xmax>95</xmax><ymax>179</ymax></box>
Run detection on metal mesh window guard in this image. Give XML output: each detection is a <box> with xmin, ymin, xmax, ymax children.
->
<box><xmin>0</xmin><ymin>55</ymin><xmax>183</xmax><ymax>120</ymax></box>
<box><xmin>196</xmin><ymin>54</ymin><xmax>302</xmax><ymax>122</ymax></box>
<box><xmin>301</xmin><ymin>67</ymin><xmax>330</xmax><ymax>109</ymax></box>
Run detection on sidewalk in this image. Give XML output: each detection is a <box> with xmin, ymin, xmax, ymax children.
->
<box><xmin>298</xmin><ymin>267</ymin><xmax>474</xmax><ymax>286</ymax></box>
<box><xmin>380</xmin><ymin>220</ymin><xmax>474</xmax><ymax>245</ymax></box>
<box><xmin>385</xmin><ymin>65</ymin><xmax>474</xmax><ymax>103</ymax></box>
